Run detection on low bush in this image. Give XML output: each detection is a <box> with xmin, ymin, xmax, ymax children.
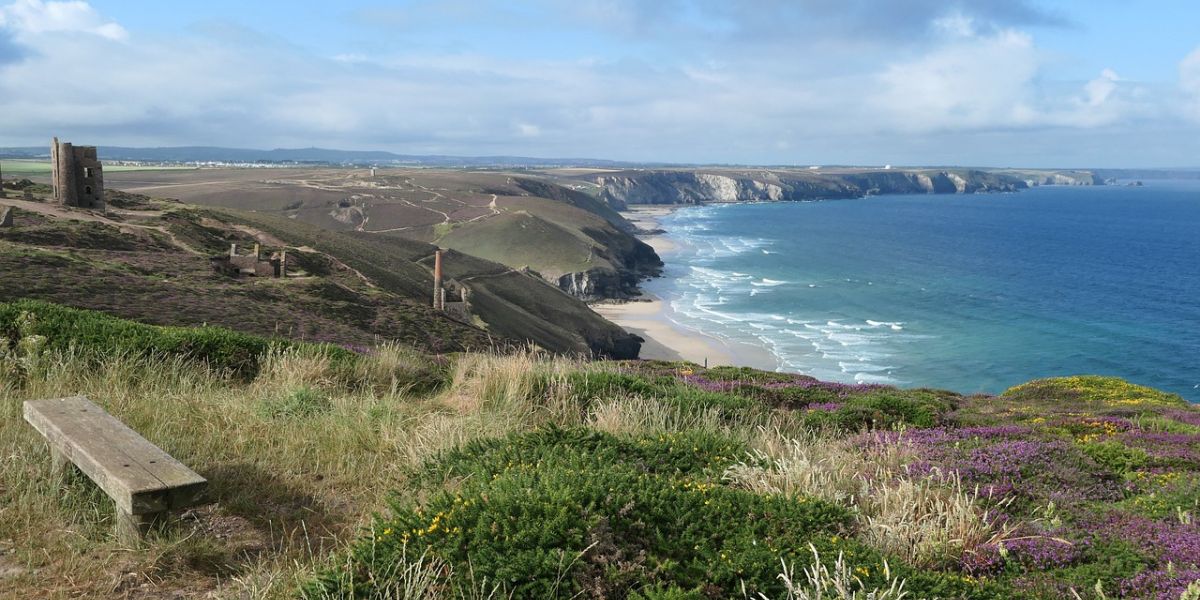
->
<box><xmin>564</xmin><ymin>371</ymin><xmax>760</xmax><ymax>417</ymax></box>
<box><xmin>0</xmin><ymin>299</ymin><xmax>353</xmax><ymax>378</ymax></box>
<box><xmin>1004</xmin><ymin>376</ymin><xmax>1187</xmax><ymax>410</ymax></box>
<box><xmin>309</xmin><ymin>427</ymin><xmax>864</xmax><ymax>598</ymax></box>
<box><xmin>801</xmin><ymin>390</ymin><xmax>952</xmax><ymax>431</ymax></box>
<box><xmin>703</xmin><ymin>366</ymin><xmax>801</xmax><ymax>384</ymax></box>
<box><xmin>1079</xmin><ymin>440</ymin><xmax>1149</xmax><ymax>475</ymax></box>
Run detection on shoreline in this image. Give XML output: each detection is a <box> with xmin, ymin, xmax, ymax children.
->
<box><xmin>596</xmin><ymin>205</ymin><xmax>779</xmax><ymax>370</ymax></box>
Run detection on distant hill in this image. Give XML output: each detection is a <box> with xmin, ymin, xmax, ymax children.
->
<box><xmin>0</xmin><ymin>145</ymin><xmax>635</xmax><ymax>168</ymax></box>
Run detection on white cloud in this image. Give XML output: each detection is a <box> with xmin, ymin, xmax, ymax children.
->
<box><xmin>0</xmin><ymin>0</ymin><xmax>126</xmax><ymax>40</ymax></box>
<box><xmin>874</xmin><ymin>24</ymin><xmax>1142</xmax><ymax>133</ymax></box>
<box><xmin>931</xmin><ymin>12</ymin><xmax>976</xmax><ymax>38</ymax></box>
<box><xmin>875</xmin><ymin>29</ymin><xmax>1040</xmax><ymax>131</ymax></box>
<box><xmin>515</xmin><ymin>122</ymin><xmax>542</xmax><ymax>137</ymax></box>
<box><xmin>1181</xmin><ymin>47</ymin><xmax>1200</xmax><ymax>122</ymax></box>
<box><xmin>0</xmin><ymin>0</ymin><xmax>1193</xmax><ymax>166</ymax></box>
<box><xmin>1083</xmin><ymin>68</ymin><xmax>1120</xmax><ymax>107</ymax></box>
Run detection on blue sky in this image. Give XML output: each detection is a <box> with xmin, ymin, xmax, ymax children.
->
<box><xmin>1</xmin><ymin>0</ymin><xmax>1199</xmax><ymax>167</ymax></box>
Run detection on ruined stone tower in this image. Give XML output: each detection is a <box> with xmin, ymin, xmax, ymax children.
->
<box><xmin>51</xmin><ymin>137</ymin><xmax>105</xmax><ymax>210</ymax></box>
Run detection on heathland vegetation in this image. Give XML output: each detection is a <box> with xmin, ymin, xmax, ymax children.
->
<box><xmin>3</xmin><ymin>301</ymin><xmax>1199</xmax><ymax>599</ymax></box>
<box><xmin>0</xmin><ymin>187</ymin><xmax>641</xmax><ymax>358</ymax></box>
<box><xmin>100</xmin><ymin>168</ymin><xmax>663</xmax><ymax>301</ymax></box>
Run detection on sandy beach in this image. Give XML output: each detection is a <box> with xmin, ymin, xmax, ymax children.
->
<box><xmin>622</xmin><ymin>205</ymin><xmax>678</xmax><ymax>253</ymax></box>
<box><xmin>595</xmin><ymin>206</ymin><xmax>779</xmax><ymax>370</ymax></box>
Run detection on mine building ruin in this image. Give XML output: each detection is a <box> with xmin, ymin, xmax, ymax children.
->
<box><xmin>431</xmin><ymin>249</ymin><xmax>472</xmax><ymax>320</ymax></box>
<box><xmin>51</xmin><ymin>137</ymin><xmax>105</xmax><ymax>210</ymax></box>
<box><xmin>210</xmin><ymin>243</ymin><xmax>288</xmax><ymax>278</ymax></box>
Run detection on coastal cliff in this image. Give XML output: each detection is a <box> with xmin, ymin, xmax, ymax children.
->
<box><xmin>593</xmin><ymin>168</ymin><xmax>1099</xmax><ymax>207</ymax></box>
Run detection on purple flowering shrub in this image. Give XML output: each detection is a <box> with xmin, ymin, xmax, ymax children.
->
<box><xmin>608</xmin><ymin>363</ymin><xmax>1200</xmax><ymax>598</ymax></box>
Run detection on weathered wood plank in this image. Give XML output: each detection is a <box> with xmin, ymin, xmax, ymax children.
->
<box><xmin>23</xmin><ymin>396</ymin><xmax>207</xmax><ymax>515</ymax></box>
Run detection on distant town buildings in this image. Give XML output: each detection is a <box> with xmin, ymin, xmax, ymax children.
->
<box><xmin>51</xmin><ymin>137</ymin><xmax>105</xmax><ymax>210</ymax></box>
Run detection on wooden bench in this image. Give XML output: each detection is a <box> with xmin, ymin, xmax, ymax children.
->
<box><xmin>24</xmin><ymin>396</ymin><xmax>208</xmax><ymax>541</ymax></box>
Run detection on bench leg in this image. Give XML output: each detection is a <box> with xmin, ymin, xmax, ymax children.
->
<box><xmin>49</xmin><ymin>447</ymin><xmax>70</xmax><ymax>484</ymax></box>
<box><xmin>115</xmin><ymin>509</ymin><xmax>164</xmax><ymax>543</ymax></box>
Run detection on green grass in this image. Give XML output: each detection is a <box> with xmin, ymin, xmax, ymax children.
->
<box><xmin>3</xmin><ymin>304</ymin><xmax>1198</xmax><ymax>599</ymax></box>
<box><xmin>439</xmin><ymin>211</ymin><xmax>601</xmax><ymax>276</ymax></box>
<box><xmin>0</xmin><ymin>299</ymin><xmax>350</xmax><ymax>378</ymax></box>
<box><xmin>307</xmin><ymin>427</ymin><xmax>863</xmax><ymax>598</ymax></box>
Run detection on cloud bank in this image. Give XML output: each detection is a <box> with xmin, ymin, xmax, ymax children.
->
<box><xmin>0</xmin><ymin>0</ymin><xmax>1197</xmax><ymax>167</ymax></box>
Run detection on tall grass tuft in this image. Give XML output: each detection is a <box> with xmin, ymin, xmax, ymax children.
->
<box><xmin>726</xmin><ymin>429</ymin><xmax>1005</xmax><ymax>568</ymax></box>
<box><xmin>587</xmin><ymin>395</ymin><xmax>725</xmax><ymax>436</ymax></box>
<box><xmin>759</xmin><ymin>544</ymin><xmax>908</xmax><ymax>600</ymax></box>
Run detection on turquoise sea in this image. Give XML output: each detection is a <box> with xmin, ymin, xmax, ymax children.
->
<box><xmin>648</xmin><ymin>181</ymin><xmax>1200</xmax><ymax>401</ymax></box>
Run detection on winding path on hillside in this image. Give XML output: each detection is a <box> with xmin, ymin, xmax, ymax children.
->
<box><xmin>3</xmin><ymin>197</ymin><xmax>206</xmax><ymax>255</ymax></box>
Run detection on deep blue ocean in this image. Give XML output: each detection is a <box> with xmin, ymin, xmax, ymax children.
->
<box><xmin>649</xmin><ymin>181</ymin><xmax>1200</xmax><ymax>402</ymax></box>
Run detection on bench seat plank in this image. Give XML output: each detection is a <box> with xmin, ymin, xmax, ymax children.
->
<box><xmin>24</xmin><ymin>396</ymin><xmax>206</xmax><ymax>515</ymax></box>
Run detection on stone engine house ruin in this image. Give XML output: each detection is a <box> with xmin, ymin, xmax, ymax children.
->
<box><xmin>210</xmin><ymin>243</ymin><xmax>288</xmax><ymax>278</ymax></box>
<box><xmin>431</xmin><ymin>249</ymin><xmax>472</xmax><ymax>321</ymax></box>
<box><xmin>51</xmin><ymin>137</ymin><xmax>105</xmax><ymax>210</ymax></box>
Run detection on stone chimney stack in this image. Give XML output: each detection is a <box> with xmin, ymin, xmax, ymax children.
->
<box><xmin>433</xmin><ymin>250</ymin><xmax>444</xmax><ymax>310</ymax></box>
<box><xmin>253</xmin><ymin>243</ymin><xmax>261</xmax><ymax>259</ymax></box>
<box><xmin>230</xmin><ymin>243</ymin><xmax>238</xmax><ymax>257</ymax></box>
<box><xmin>51</xmin><ymin>137</ymin><xmax>79</xmax><ymax>204</ymax></box>
<box><xmin>0</xmin><ymin>161</ymin><xmax>6</xmax><ymax>199</ymax></box>
<box><xmin>279</xmin><ymin>250</ymin><xmax>287</xmax><ymax>278</ymax></box>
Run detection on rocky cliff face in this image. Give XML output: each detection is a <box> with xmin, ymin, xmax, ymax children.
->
<box><xmin>556</xmin><ymin>228</ymin><xmax>662</xmax><ymax>301</ymax></box>
<box><xmin>595</xmin><ymin>168</ymin><xmax>1095</xmax><ymax>207</ymax></box>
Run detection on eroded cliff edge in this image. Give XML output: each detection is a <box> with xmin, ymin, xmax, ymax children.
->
<box><xmin>592</xmin><ymin>168</ymin><xmax>1100</xmax><ymax>208</ymax></box>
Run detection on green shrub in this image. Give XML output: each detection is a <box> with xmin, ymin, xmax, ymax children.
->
<box><xmin>629</xmin><ymin>586</ymin><xmax>705</xmax><ymax>599</ymax></box>
<box><xmin>1079</xmin><ymin>440</ymin><xmax>1149</xmax><ymax>475</ymax></box>
<box><xmin>563</xmin><ymin>371</ymin><xmax>759</xmax><ymax>417</ymax></box>
<box><xmin>703</xmin><ymin>366</ymin><xmax>798</xmax><ymax>384</ymax></box>
<box><xmin>564</xmin><ymin>371</ymin><xmax>664</xmax><ymax>401</ymax></box>
<box><xmin>743</xmin><ymin>384</ymin><xmax>843</xmax><ymax>409</ymax></box>
<box><xmin>1046</xmin><ymin>540</ymin><xmax>1150</xmax><ymax>596</ymax></box>
<box><xmin>0</xmin><ymin>299</ymin><xmax>353</xmax><ymax>378</ymax></box>
<box><xmin>803</xmin><ymin>390</ymin><xmax>952</xmax><ymax>431</ymax></box>
<box><xmin>1003</xmin><ymin>376</ymin><xmax>1187</xmax><ymax>409</ymax></box>
<box><xmin>307</xmin><ymin>427</ymin><xmax>870</xmax><ymax>598</ymax></box>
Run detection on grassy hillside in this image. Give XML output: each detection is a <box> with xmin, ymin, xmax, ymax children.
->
<box><xmin>2</xmin><ymin>305</ymin><xmax>1198</xmax><ymax>599</ymax></box>
<box><xmin>0</xmin><ymin>190</ymin><xmax>641</xmax><ymax>358</ymax></box>
<box><xmin>439</xmin><ymin>211</ymin><xmax>599</xmax><ymax>275</ymax></box>
<box><xmin>101</xmin><ymin>168</ymin><xmax>662</xmax><ymax>299</ymax></box>
<box><xmin>221</xmin><ymin>207</ymin><xmax>642</xmax><ymax>358</ymax></box>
